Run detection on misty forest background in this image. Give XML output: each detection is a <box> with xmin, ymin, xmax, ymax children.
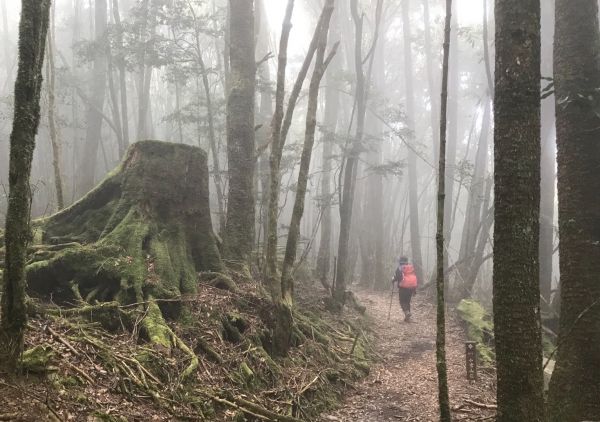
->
<box><xmin>1</xmin><ymin>0</ymin><xmax>599</xmax><ymax>421</ymax></box>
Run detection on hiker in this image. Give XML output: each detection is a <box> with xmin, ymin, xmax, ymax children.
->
<box><xmin>392</xmin><ymin>256</ymin><xmax>418</xmax><ymax>322</ymax></box>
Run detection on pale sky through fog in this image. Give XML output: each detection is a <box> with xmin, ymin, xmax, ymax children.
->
<box><xmin>263</xmin><ymin>0</ymin><xmax>486</xmax><ymax>56</ymax></box>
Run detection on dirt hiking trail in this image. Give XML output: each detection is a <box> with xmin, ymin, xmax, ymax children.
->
<box><xmin>320</xmin><ymin>290</ymin><xmax>496</xmax><ymax>422</ymax></box>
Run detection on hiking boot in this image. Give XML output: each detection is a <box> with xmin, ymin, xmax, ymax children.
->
<box><xmin>404</xmin><ymin>312</ymin><xmax>412</xmax><ymax>322</ymax></box>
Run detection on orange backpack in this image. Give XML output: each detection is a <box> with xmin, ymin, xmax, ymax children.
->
<box><xmin>399</xmin><ymin>264</ymin><xmax>418</xmax><ymax>289</ymax></box>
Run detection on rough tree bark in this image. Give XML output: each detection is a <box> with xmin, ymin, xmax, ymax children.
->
<box><xmin>77</xmin><ymin>0</ymin><xmax>108</xmax><ymax>198</ymax></box>
<box><xmin>223</xmin><ymin>0</ymin><xmax>256</xmax><ymax>263</ymax></box>
<box><xmin>435</xmin><ymin>0</ymin><xmax>452</xmax><ymax>419</ymax></box>
<box><xmin>493</xmin><ymin>0</ymin><xmax>546</xmax><ymax>420</ymax></box>
<box><xmin>547</xmin><ymin>1</ymin><xmax>600</xmax><ymax>420</ymax></box>
<box><xmin>0</xmin><ymin>0</ymin><xmax>51</xmax><ymax>370</ymax></box>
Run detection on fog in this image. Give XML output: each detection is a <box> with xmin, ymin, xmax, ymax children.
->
<box><xmin>0</xmin><ymin>0</ymin><xmax>558</xmax><ymax>304</ymax></box>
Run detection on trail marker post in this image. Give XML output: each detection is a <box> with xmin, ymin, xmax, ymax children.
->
<box><xmin>466</xmin><ymin>341</ymin><xmax>477</xmax><ymax>381</ymax></box>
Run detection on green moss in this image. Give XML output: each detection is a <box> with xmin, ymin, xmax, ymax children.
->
<box><xmin>20</xmin><ymin>344</ymin><xmax>55</xmax><ymax>373</ymax></box>
<box><xmin>456</xmin><ymin>299</ymin><xmax>495</xmax><ymax>363</ymax></box>
<box><xmin>25</xmin><ymin>141</ymin><xmax>225</xmax><ymax>344</ymax></box>
<box><xmin>142</xmin><ymin>300</ymin><xmax>173</xmax><ymax>350</ymax></box>
<box><xmin>88</xmin><ymin>411</ymin><xmax>128</xmax><ymax>422</ymax></box>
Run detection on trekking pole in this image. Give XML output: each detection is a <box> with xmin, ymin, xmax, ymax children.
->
<box><xmin>387</xmin><ymin>281</ymin><xmax>395</xmax><ymax>320</ymax></box>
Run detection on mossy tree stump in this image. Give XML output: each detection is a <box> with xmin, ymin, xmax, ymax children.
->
<box><xmin>23</xmin><ymin>141</ymin><xmax>223</xmax><ymax>359</ymax></box>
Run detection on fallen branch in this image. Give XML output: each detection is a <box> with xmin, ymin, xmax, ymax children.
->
<box><xmin>201</xmin><ymin>391</ymin><xmax>304</xmax><ymax>422</ymax></box>
<box><xmin>464</xmin><ymin>399</ymin><xmax>497</xmax><ymax>410</ymax></box>
<box><xmin>202</xmin><ymin>393</ymin><xmax>270</xmax><ymax>421</ymax></box>
<box><xmin>46</xmin><ymin>325</ymin><xmax>80</xmax><ymax>356</ymax></box>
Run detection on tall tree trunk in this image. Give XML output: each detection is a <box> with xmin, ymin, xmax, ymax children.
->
<box><xmin>548</xmin><ymin>1</ymin><xmax>600</xmax><ymax>420</ymax></box>
<box><xmin>195</xmin><ymin>27</ymin><xmax>226</xmax><ymax>233</ymax></box>
<box><xmin>76</xmin><ymin>0</ymin><xmax>108</xmax><ymax>198</ymax></box>
<box><xmin>435</xmin><ymin>0</ymin><xmax>453</xmax><ymax>419</ymax></box>
<box><xmin>222</xmin><ymin>0</ymin><xmax>256</xmax><ymax>262</ymax></box>
<box><xmin>457</xmin><ymin>98</ymin><xmax>490</xmax><ymax>295</ymax></box>
<box><xmin>265</xmin><ymin>1</ymin><xmax>327</xmax><ymax>294</ymax></box>
<box><xmin>335</xmin><ymin>0</ymin><xmax>382</xmax><ymax>304</ymax></box>
<box><xmin>402</xmin><ymin>0</ymin><xmax>425</xmax><ymax>287</ymax></box>
<box><xmin>255</xmin><ymin>0</ymin><xmax>273</xmax><ymax>260</ymax></box>
<box><xmin>265</xmin><ymin>0</ymin><xmax>294</xmax><ymax>298</ymax></box>
<box><xmin>493</xmin><ymin>0</ymin><xmax>546</xmax><ymax>420</ymax></box>
<box><xmin>281</xmin><ymin>0</ymin><xmax>336</xmax><ymax>305</ymax></box>
<box><xmin>315</xmin><ymin>38</ymin><xmax>340</xmax><ymax>291</ymax></box>
<box><xmin>46</xmin><ymin>8</ymin><xmax>65</xmax><ymax>211</ymax></box>
<box><xmin>112</xmin><ymin>0</ymin><xmax>129</xmax><ymax>158</ymax></box>
<box><xmin>422</xmin><ymin>0</ymin><xmax>439</xmax><ymax>163</ymax></box>
<box><xmin>443</xmin><ymin>2</ymin><xmax>458</xmax><ymax>264</ymax></box>
<box><xmin>0</xmin><ymin>0</ymin><xmax>51</xmax><ymax>369</ymax></box>
<box><xmin>135</xmin><ymin>0</ymin><xmax>150</xmax><ymax>141</ymax></box>
<box><xmin>367</xmin><ymin>14</ymin><xmax>385</xmax><ymax>291</ymax></box>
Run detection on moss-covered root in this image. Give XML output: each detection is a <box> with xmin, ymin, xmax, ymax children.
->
<box><xmin>141</xmin><ymin>300</ymin><xmax>198</xmax><ymax>380</ymax></box>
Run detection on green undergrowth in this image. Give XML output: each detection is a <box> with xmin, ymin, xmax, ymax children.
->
<box><xmin>1</xmin><ymin>273</ymin><xmax>372</xmax><ymax>421</ymax></box>
<box><xmin>456</xmin><ymin>299</ymin><xmax>495</xmax><ymax>364</ymax></box>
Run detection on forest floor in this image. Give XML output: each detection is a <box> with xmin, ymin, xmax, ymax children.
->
<box><xmin>319</xmin><ymin>289</ymin><xmax>497</xmax><ymax>422</ymax></box>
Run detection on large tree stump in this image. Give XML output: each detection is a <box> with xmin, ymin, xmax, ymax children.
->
<box><xmin>22</xmin><ymin>141</ymin><xmax>223</xmax><ymax>359</ymax></box>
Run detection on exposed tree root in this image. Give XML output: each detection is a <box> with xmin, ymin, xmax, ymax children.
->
<box><xmin>16</xmin><ymin>142</ymin><xmax>225</xmax><ymax>379</ymax></box>
<box><xmin>201</xmin><ymin>390</ymin><xmax>305</xmax><ymax>422</ymax></box>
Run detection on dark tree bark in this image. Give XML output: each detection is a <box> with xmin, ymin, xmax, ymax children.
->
<box><xmin>76</xmin><ymin>0</ymin><xmax>108</xmax><ymax>198</ymax></box>
<box><xmin>493</xmin><ymin>0</ymin><xmax>546</xmax><ymax>420</ymax></box>
<box><xmin>547</xmin><ymin>1</ymin><xmax>600</xmax><ymax>420</ymax></box>
<box><xmin>0</xmin><ymin>0</ymin><xmax>51</xmax><ymax>369</ymax></box>
<box><xmin>223</xmin><ymin>0</ymin><xmax>256</xmax><ymax>262</ymax></box>
<box><xmin>435</xmin><ymin>0</ymin><xmax>452</xmax><ymax>419</ymax></box>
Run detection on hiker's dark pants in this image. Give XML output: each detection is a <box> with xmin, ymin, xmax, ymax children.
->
<box><xmin>398</xmin><ymin>287</ymin><xmax>415</xmax><ymax>314</ymax></box>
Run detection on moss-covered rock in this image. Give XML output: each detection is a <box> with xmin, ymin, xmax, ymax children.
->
<box><xmin>456</xmin><ymin>299</ymin><xmax>495</xmax><ymax>363</ymax></box>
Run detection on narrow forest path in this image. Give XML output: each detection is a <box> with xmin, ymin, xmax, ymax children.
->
<box><xmin>320</xmin><ymin>289</ymin><xmax>496</xmax><ymax>422</ymax></box>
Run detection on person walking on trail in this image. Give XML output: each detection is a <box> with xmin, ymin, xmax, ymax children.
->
<box><xmin>392</xmin><ymin>256</ymin><xmax>418</xmax><ymax>322</ymax></box>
